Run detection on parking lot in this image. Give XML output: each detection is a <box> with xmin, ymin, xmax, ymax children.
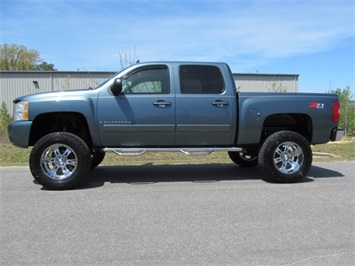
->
<box><xmin>1</xmin><ymin>161</ymin><xmax>354</xmax><ymax>265</ymax></box>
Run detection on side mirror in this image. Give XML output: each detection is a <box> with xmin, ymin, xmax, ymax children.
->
<box><xmin>110</xmin><ymin>78</ymin><xmax>122</xmax><ymax>95</ymax></box>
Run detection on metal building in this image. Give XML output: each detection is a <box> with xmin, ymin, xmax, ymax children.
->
<box><xmin>1</xmin><ymin>71</ymin><xmax>299</xmax><ymax>115</ymax></box>
<box><xmin>0</xmin><ymin>71</ymin><xmax>115</xmax><ymax>115</ymax></box>
<box><xmin>233</xmin><ymin>73</ymin><xmax>299</xmax><ymax>93</ymax></box>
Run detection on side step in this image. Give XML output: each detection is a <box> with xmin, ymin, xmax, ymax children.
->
<box><xmin>103</xmin><ymin>147</ymin><xmax>243</xmax><ymax>156</ymax></box>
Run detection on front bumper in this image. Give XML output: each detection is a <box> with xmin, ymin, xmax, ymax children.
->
<box><xmin>331</xmin><ymin>128</ymin><xmax>345</xmax><ymax>142</ymax></box>
<box><xmin>7</xmin><ymin>121</ymin><xmax>33</xmax><ymax>148</ymax></box>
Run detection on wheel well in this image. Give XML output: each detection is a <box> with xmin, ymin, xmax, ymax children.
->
<box><xmin>261</xmin><ymin>113</ymin><xmax>312</xmax><ymax>142</ymax></box>
<box><xmin>29</xmin><ymin>113</ymin><xmax>92</xmax><ymax>147</ymax></box>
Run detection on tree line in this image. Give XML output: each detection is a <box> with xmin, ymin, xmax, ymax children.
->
<box><xmin>0</xmin><ymin>43</ymin><xmax>56</xmax><ymax>70</ymax></box>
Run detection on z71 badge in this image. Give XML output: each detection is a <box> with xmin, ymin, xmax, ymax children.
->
<box><xmin>309</xmin><ymin>102</ymin><xmax>324</xmax><ymax>109</ymax></box>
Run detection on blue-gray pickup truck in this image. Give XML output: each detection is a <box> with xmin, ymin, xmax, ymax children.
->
<box><xmin>8</xmin><ymin>62</ymin><xmax>344</xmax><ymax>189</ymax></box>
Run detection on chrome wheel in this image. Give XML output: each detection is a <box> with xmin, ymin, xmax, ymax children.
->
<box><xmin>258</xmin><ymin>131</ymin><xmax>312</xmax><ymax>183</ymax></box>
<box><xmin>30</xmin><ymin>132</ymin><xmax>91</xmax><ymax>190</ymax></box>
<box><xmin>273</xmin><ymin>142</ymin><xmax>303</xmax><ymax>174</ymax></box>
<box><xmin>41</xmin><ymin>144</ymin><xmax>78</xmax><ymax>180</ymax></box>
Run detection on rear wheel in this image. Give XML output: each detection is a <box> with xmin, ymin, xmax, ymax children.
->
<box><xmin>30</xmin><ymin>132</ymin><xmax>91</xmax><ymax>190</ymax></box>
<box><xmin>228</xmin><ymin>151</ymin><xmax>258</xmax><ymax>167</ymax></box>
<box><xmin>258</xmin><ymin>131</ymin><xmax>312</xmax><ymax>183</ymax></box>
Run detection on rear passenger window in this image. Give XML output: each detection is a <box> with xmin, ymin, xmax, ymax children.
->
<box><xmin>179</xmin><ymin>65</ymin><xmax>225</xmax><ymax>94</ymax></box>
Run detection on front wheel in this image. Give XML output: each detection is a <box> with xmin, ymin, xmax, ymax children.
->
<box><xmin>30</xmin><ymin>132</ymin><xmax>91</xmax><ymax>190</ymax></box>
<box><xmin>258</xmin><ymin>131</ymin><xmax>312</xmax><ymax>183</ymax></box>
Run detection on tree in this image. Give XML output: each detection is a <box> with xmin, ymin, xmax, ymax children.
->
<box><xmin>0</xmin><ymin>102</ymin><xmax>12</xmax><ymax>143</ymax></box>
<box><xmin>329</xmin><ymin>86</ymin><xmax>355</xmax><ymax>136</ymax></box>
<box><xmin>118</xmin><ymin>47</ymin><xmax>139</xmax><ymax>70</ymax></box>
<box><xmin>268</xmin><ymin>76</ymin><xmax>287</xmax><ymax>93</ymax></box>
<box><xmin>36</xmin><ymin>61</ymin><xmax>57</xmax><ymax>71</ymax></box>
<box><xmin>0</xmin><ymin>43</ymin><xmax>56</xmax><ymax>70</ymax></box>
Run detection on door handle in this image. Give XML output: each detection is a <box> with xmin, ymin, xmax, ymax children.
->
<box><xmin>153</xmin><ymin>100</ymin><xmax>172</xmax><ymax>108</ymax></box>
<box><xmin>212</xmin><ymin>100</ymin><xmax>229</xmax><ymax>107</ymax></box>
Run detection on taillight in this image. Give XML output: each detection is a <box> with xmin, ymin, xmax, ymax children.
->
<box><xmin>332</xmin><ymin>101</ymin><xmax>340</xmax><ymax>122</ymax></box>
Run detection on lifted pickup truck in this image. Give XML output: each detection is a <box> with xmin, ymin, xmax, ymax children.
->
<box><xmin>8</xmin><ymin>62</ymin><xmax>344</xmax><ymax>189</ymax></box>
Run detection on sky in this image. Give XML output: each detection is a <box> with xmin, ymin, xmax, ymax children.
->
<box><xmin>1</xmin><ymin>0</ymin><xmax>354</xmax><ymax>94</ymax></box>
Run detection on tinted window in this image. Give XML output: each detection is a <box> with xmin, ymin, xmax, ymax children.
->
<box><xmin>122</xmin><ymin>66</ymin><xmax>169</xmax><ymax>94</ymax></box>
<box><xmin>179</xmin><ymin>65</ymin><xmax>225</xmax><ymax>94</ymax></box>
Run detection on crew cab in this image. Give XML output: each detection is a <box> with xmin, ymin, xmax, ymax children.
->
<box><xmin>8</xmin><ymin>62</ymin><xmax>344</xmax><ymax>189</ymax></box>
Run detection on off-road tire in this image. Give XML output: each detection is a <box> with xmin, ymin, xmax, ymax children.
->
<box><xmin>30</xmin><ymin>132</ymin><xmax>91</xmax><ymax>190</ymax></box>
<box><xmin>258</xmin><ymin>131</ymin><xmax>312</xmax><ymax>183</ymax></box>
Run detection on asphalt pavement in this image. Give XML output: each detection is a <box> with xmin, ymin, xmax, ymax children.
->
<box><xmin>1</xmin><ymin>161</ymin><xmax>354</xmax><ymax>265</ymax></box>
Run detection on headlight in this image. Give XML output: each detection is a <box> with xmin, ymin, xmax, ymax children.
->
<box><xmin>14</xmin><ymin>102</ymin><xmax>29</xmax><ymax>121</ymax></box>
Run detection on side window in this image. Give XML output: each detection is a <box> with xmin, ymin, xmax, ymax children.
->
<box><xmin>122</xmin><ymin>66</ymin><xmax>170</xmax><ymax>94</ymax></box>
<box><xmin>179</xmin><ymin>65</ymin><xmax>225</xmax><ymax>94</ymax></box>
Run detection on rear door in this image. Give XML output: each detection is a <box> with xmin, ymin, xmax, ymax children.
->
<box><xmin>175</xmin><ymin>64</ymin><xmax>235</xmax><ymax>146</ymax></box>
<box><xmin>97</xmin><ymin>64</ymin><xmax>175</xmax><ymax>147</ymax></box>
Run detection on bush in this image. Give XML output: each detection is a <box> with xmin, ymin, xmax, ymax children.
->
<box><xmin>329</xmin><ymin>87</ymin><xmax>355</xmax><ymax>136</ymax></box>
<box><xmin>0</xmin><ymin>102</ymin><xmax>12</xmax><ymax>143</ymax></box>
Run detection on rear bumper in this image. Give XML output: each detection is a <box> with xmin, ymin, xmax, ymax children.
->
<box><xmin>7</xmin><ymin>121</ymin><xmax>32</xmax><ymax>148</ymax></box>
<box><xmin>331</xmin><ymin>128</ymin><xmax>345</xmax><ymax>142</ymax></box>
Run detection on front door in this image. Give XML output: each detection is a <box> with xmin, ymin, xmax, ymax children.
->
<box><xmin>97</xmin><ymin>64</ymin><xmax>175</xmax><ymax>147</ymax></box>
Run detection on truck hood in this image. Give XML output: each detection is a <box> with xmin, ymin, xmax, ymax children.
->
<box><xmin>13</xmin><ymin>88</ymin><xmax>94</xmax><ymax>103</ymax></box>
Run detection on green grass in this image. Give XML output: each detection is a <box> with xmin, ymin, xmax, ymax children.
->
<box><xmin>311</xmin><ymin>137</ymin><xmax>355</xmax><ymax>162</ymax></box>
<box><xmin>1</xmin><ymin>137</ymin><xmax>354</xmax><ymax>167</ymax></box>
<box><xmin>0</xmin><ymin>145</ymin><xmax>32</xmax><ymax>166</ymax></box>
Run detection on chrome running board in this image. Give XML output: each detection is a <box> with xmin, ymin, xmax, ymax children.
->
<box><xmin>103</xmin><ymin>147</ymin><xmax>243</xmax><ymax>157</ymax></box>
